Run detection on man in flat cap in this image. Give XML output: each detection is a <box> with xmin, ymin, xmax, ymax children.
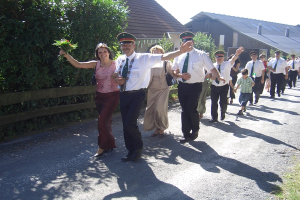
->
<box><xmin>245</xmin><ymin>51</ymin><xmax>265</xmax><ymax>105</ymax></box>
<box><xmin>172</xmin><ymin>31</ymin><xmax>222</xmax><ymax>143</ymax></box>
<box><xmin>287</xmin><ymin>54</ymin><xmax>300</xmax><ymax>88</ymax></box>
<box><xmin>112</xmin><ymin>32</ymin><xmax>193</xmax><ymax>162</ymax></box>
<box><xmin>267</xmin><ymin>50</ymin><xmax>287</xmax><ymax>98</ymax></box>
<box><xmin>209</xmin><ymin>48</ymin><xmax>244</xmax><ymax>122</ymax></box>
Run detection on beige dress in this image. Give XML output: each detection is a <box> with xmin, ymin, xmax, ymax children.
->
<box><xmin>143</xmin><ymin>61</ymin><xmax>173</xmax><ymax>131</ymax></box>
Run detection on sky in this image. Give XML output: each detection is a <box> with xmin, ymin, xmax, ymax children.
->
<box><xmin>156</xmin><ymin>0</ymin><xmax>300</xmax><ymax>26</ymax></box>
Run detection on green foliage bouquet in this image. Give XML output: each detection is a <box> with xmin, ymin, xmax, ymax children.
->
<box><xmin>53</xmin><ymin>39</ymin><xmax>78</xmax><ymax>60</ymax></box>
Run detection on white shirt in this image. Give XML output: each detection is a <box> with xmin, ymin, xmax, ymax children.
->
<box><xmin>267</xmin><ymin>58</ymin><xmax>287</xmax><ymax>75</ymax></box>
<box><xmin>115</xmin><ymin>52</ymin><xmax>162</xmax><ymax>91</ymax></box>
<box><xmin>211</xmin><ymin>61</ymin><xmax>233</xmax><ymax>86</ymax></box>
<box><xmin>172</xmin><ymin>48</ymin><xmax>214</xmax><ymax>83</ymax></box>
<box><xmin>287</xmin><ymin>60</ymin><xmax>300</xmax><ymax>71</ymax></box>
<box><xmin>245</xmin><ymin>60</ymin><xmax>265</xmax><ymax>77</ymax></box>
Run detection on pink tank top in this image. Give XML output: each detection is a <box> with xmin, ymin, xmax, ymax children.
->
<box><xmin>95</xmin><ymin>60</ymin><xmax>119</xmax><ymax>93</ymax></box>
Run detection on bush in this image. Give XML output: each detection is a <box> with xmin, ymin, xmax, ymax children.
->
<box><xmin>0</xmin><ymin>0</ymin><xmax>128</xmax><ymax>140</ymax></box>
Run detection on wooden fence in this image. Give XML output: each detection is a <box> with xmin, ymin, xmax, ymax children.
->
<box><xmin>0</xmin><ymin>86</ymin><xmax>178</xmax><ymax>126</ymax></box>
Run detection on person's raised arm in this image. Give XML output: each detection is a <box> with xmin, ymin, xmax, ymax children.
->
<box><xmin>59</xmin><ymin>49</ymin><xmax>96</xmax><ymax>69</ymax></box>
<box><xmin>161</xmin><ymin>41</ymin><xmax>193</xmax><ymax>61</ymax></box>
<box><xmin>230</xmin><ymin>47</ymin><xmax>244</xmax><ymax>65</ymax></box>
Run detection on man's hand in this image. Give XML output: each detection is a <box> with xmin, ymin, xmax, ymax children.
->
<box><xmin>218</xmin><ymin>77</ymin><xmax>226</xmax><ymax>83</ymax></box>
<box><xmin>261</xmin><ymin>78</ymin><xmax>265</xmax><ymax>84</ymax></box>
<box><xmin>180</xmin><ymin>41</ymin><xmax>193</xmax><ymax>53</ymax></box>
<box><xmin>182</xmin><ymin>73</ymin><xmax>191</xmax><ymax>80</ymax></box>
<box><xmin>285</xmin><ymin>75</ymin><xmax>288</xmax><ymax>80</ymax></box>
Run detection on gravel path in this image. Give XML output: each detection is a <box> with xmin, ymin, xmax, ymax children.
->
<box><xmin>0</xmin><ymin>85</ymin><xmax>299</xmax><ymax>200</ymax></box>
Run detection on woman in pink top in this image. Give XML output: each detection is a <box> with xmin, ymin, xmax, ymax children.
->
<box><xmin>59</xmin><ymin>43</ymin><xmax>119</xmax><ymax>157</ymax></box>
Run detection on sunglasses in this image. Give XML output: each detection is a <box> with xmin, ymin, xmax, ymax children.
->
<box><xmin>182</xmin><ymin>38</ymin><xmax>193</xmax><ymax>42</ymax></box>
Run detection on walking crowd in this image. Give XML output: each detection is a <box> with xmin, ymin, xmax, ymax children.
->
<box><xmin>59</xmin><ymin>31</ymin><xmax>300</xmax><ymax>162</ymax></box>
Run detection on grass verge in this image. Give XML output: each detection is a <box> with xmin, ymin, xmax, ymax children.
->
<box><xmin>274</xmin><ymin>161</ymin><xmax>300</xmax><ymax>199</ymax></box>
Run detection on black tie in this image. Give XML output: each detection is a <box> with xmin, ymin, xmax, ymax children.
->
<box><xmin>251</xmin><ymin>62</ymin><xmax>255</xmax><ymax>78</ymax></box>
<box><xmin>274</xmin><ymin>59</ymin><xmax>278</xmax><ymax>71</ymax></box>
<box><xmin>122</xmin><ymin>58</ymin><xmax>129</xmax><ymax>78</ymax></box>
<box><xmin>182</xmin><ymin>53</ymin><xmax>189</xmax><ymax>82</ymax></box>
<box><xmin>215</xmin><ymin>64</ymin><xmax>220</xmax><ymax>84</ymax></box>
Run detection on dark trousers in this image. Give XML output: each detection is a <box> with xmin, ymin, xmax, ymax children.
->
<box><xmin>211</xmin><ymin>84</ymin><xmax>229</xmax><ymax>120</ymax></box>
<box><xmin>119</xmin><ymin>89</ymin><xmax>146</xmax><ymax>151</ymax></box>
<box><xmin>288</xmin><ymin>70</ymin><xmax>298</xmax><ymax>88</ymax></box>
<box><xmin>229</xmin><ymin>75</ymin><xmax>237</xmax><ymax>99</ymax></box>
<box><xmin>270</xmin><ymin>72</ymin><xmax>284</xmax><ymax>97</ymax></box>
<box><xmin>250</xmin><ymin>76</ymin><xmax>262</xmax><ymax>103</ymax></box>
<box><xmin>95</xmin><ymin>91</ymin><xmax>119</xmax><ymax>149</ymax></box>
<box><xmin>178</xmin><ymin>82</ymin><xmax>202</xmax><ymax>138</ymax></box>
<box><xmin>281</xmin><ymin>78</ymin><xmax>287</xmax><ymax>93</ymax></box>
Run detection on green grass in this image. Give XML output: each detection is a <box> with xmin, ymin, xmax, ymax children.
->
<box><xmin>274</xmin><ymin>162</ymin><xmax>300</xmax><ymax>200</ymax></box>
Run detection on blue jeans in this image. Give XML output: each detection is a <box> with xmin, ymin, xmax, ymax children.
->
<box><xmin>239</xmin><ymin>93</ymin><xmax>251</xmax><ymax>107</ymax></box>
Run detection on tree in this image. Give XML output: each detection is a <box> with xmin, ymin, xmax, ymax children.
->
<box><xmin>158</xmin><ymin>33</ymin><xmax>173</xmax><ymax>53</ymax></box>
<box><xmin>193</xmin><ymin>32</ymin><xmax>217</xmax><ymax>60</ymax></box>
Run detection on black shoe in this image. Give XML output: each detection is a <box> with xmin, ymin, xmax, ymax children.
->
<box><xmin>269</xmin><ymin>95</ymin><xmax>275</xmax><ymax>98</ymax></box>
<box><xmin>131</xmin><ymin>149</ymin><xmax>142</xmax><ymax>162</ymax></box>
<box><xmin>237</xmin><ymin>110</ymin><xmax>243</xmax><ymax>115</ymax></box>
<box><xmin>209</xmin><ymin>119</ymin><xmax>218</xmax><ymax>123</ymax></box>
<box><xmin>180</xmin><ymin>137</ymin><xmax>191</xmax><ymax>143</ymax></box>
<box><xmin>221</xmin><ymin>114</ymin><xmax>225</xmax><ymax>120</ymax></box>
<box><xmin>94</xmin><ymin>152</ymin><xmax>105</xmax><ymax>157</ymax></box>
<box><xmin>121</xmin><ymin>150</ymin><xmax>134</xmax><ymax>162</ymax></box>
<box><xmin>190</xmin><ymin>132</ymin><xmax>198</xmax><ymax>141</ymax></box>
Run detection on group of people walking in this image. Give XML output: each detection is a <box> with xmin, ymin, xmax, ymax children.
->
<box><xmin>59</xmin><ymin>31</ymin><xmax>299</xmax><ymax>162</ymax></box>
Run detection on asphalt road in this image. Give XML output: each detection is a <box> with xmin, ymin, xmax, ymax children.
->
<box><xmin>1</xmin><ymin>84</ymin><xmax>300</xmax><ymax>200</ymax></box>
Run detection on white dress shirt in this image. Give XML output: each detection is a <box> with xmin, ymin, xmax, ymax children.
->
<box><xmin>287</xmin><ymin>60</ymin><xmax>300</xmax><ymax>71</ymax></box>
<box><xmin>245</xmin><ymin>60</ymin><xmax>265</xmax><ymax>77</ymax></box>
<box><xmin>115</xmin><ymin>52</ymin><xmax>162</xmax><ymax>91</ymax></box>
<box><xmin>172</xmin><ymin>48</ymin><xmax>214</xmax><ymax>83</ymax></box>
<box><xmin>211</xmin><ymin>61</ymin><xmax>233</xmax><ymax>86</ymax></box>
<box><xmin>267</xmin><ymin>58</ymin><xmax>287</xmax><ymax>75</ymax></box>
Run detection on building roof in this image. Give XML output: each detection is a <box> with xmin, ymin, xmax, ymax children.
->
<box><xmin>188</xmin><ymin>12</ymin><xmax>300</xmax><ymax>54</ymax></box>
<box><xmin>124</xmin><ymin>0</ymin><xmax>188</xmax><ymax>39</ymax></box>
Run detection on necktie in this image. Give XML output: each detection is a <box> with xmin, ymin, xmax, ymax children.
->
<box><xmin>122</xmin><ymin>58</ymin><xmax>129</xmax><ymax>78</ymax></box>
<box><xmin>293</xmin><ymin>61</ymin><xmax>295</xmax><ymax>69</ymax></box>
<box><xmin>215</xmin><ymin>64</ymin><xmax>221</xmax><ymax>84</ymax></box>
<box><xmin>274</xmin><ymin>59</ymin><xmax>278</xmax><ymax>71</ymax></box>
<box><xmin>182</xmin><ymin>53</ymin><xmax>189</xmax><ymax>82</ymax></box>
<box><xmin>251</xmin><ymin>62</ymin><xmax>255</xmax><ymax>78</ymax></box>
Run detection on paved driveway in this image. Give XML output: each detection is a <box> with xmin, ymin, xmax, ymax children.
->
<box><xmin>1</xmin><ymin>85</ymin><xmax>299</xmax><ymax>200</ymax></box>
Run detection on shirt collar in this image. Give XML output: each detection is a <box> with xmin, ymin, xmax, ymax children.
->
<box><xmin>126</xmin><ymin>51</ymin><xmax>136</xmax><ymax>60</ymax></box>
<box><xmin>187</xmin><ymin>48</ymin><xmax>195</xmax><ymax>54</ymax></box>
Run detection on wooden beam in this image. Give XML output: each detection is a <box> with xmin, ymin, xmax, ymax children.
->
<box><xmin>0</xmin><ymin>102</ymin><xmax>96</xmax><ymax>126</ymax></box>
<box><xmin>0</xmin><ymin>86</ymin><xmax>96</xmax><ymax>106</ymax></box>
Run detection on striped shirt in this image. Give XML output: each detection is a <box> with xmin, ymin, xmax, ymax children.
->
<box><xmin>237</xmin><ymin>76</ymin><xmax>254</xmax><ymax>93</ymax></box>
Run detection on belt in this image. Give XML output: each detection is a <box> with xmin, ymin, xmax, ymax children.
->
<box><xmin>123</xmin><ymin>88</ymin><xmax>145</xmax><ymax>93</ymax></box>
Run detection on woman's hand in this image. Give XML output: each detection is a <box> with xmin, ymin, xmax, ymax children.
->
<box><xmin>115</xmin><ymin>76</ymin><xmax>126</xmax><ymax>85</ymax></box>
<box><xmin>59</xmin><ymin>49</ymin><xmax>67</xmax><ymax>57</ymax></box>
